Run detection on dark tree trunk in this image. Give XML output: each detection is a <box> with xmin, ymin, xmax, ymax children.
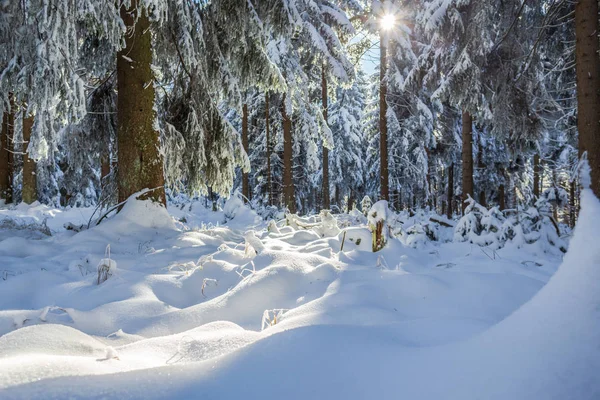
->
<box><xmin>242</xmin><ymin>103</ymin><xmax>250</xmax><ymax>203</ymax></box>
<box><xmin>5</xmin><ymin>97</ymin><xmax>13</xmax><ymax>204</ymax></box>
<box><xmin>265</xmin><ymin>93</ymin><xmax>273</xmax><ymax>206</ymax></box>
<box><xmin>479</xmin><ymin>191</ymin><xmax>487</xmax><ymax>208</ymax></box>
<box><xmin>575</xmin><ymin>0</ymin><xmax>600</xmax><ymax>197</ymax></box>
<box><xmin>322</xmin><ymin>66</ymin><xmax>330</xmax><ymax>210</ymax></box>
<box><xmin>499</xmin><ymin>184</ymin><xmax>506</xmax><ymax>211</ymax></box>
<box><xmin>22</xmin><ymin>113</ymin><xmax>37</xmax><ymax>204</ymax></box>
<box><xmin>281</xmin><ymin>95</ymin><xmax>295</xmax><ymax>213</ymax></box>
<box><xmin>117</xmin><ymin>1</ymin><xmax>165</xmax><ymax>205</ymax></box>
<box><xmin>533</xmin><ymin>153</ymin><xmax>541</xmax><ymax>199</ymax></box>
<box><xmin>0</xmin><ymin>108</ymin><xmax>10</xmax><ymax>201</ymax></box>
<box><xmin>570</xmin><ymin>179</ymin><xmax>577</xmax><ymax>227</ymax></box>
<box><xmin>447</xmin><ymin>162</ymin><xmax>454</xmax><ymax>219</ymax></box>
<box><xmin>461</xmin><ymin>111</ymin><xmax>474</xmax><ymax>212</ymax></box>
<box><xmin>379</xmin><ymin>36</ymin><xmax>389</xmax><ymax>201</ymax></box>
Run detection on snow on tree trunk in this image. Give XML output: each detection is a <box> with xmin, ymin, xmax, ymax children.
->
<box><xmin>22</xmin><ymin>113</ymin><xmax>36</xmax><ymax>204</ymax></box>
<box><xmin>461</xmin><ymin>111</ymin><xmax>474</xmax><ymax>213</ymax></box>
<box><xmin>281</xmin><ymin>95</ymin><xmax>295</xmax><ymax>213</ymax></box>
<box><xmin>0</xmin><ymin>108</ymin><xmax>10</xmax><ymax>202</ymax></box>
<box><xmin>117</xmin><ymin>1</ymin><xmax>165</xmax><ymax>206</ymax></box>
<box><xmin>322</xmin><ymin>66</ymin><xmax>330</xmax><ymax>210</ymax></box>
<box><xmin>265</xmin><ymin>93</ymin><xmax>273</xmax><ymax>206</ymax></box>
<box><xmin>242</xmin><ymin>103</ymin><xmax>250</xmax><ymax>203</ymax></box>
<box><xmin>5</xmin><ymin>98</ymin><xmax>13</xmax><ymax>204</ymax></box>
<box><xmin>569</xmin><ymin>179</ymin><xmax>577</xmax><ymax>228</ymax></box>
<box><xmin>368</xmin><ymin>200</ymin><xmax>389</xmax><ymax>252</ymax></box>
<box><xmin>575</xmin><ymin>0</ymin><xmax>600</xmax><ymax>198</ymax></box>
<box><xmin>379</xmin><ymin>36</ymin><xmax>389</xmax><ymax>202</ymax></box>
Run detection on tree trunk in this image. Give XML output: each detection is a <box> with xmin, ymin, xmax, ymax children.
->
<box><xmin>0</xmin><ymin>108</ymin><xmax>9</xmax><ymax>201</ymax></box>
<box><xmin>461</xmin><ymin>111</ymin><xmax>474</xmax><ymax>212</ymax></box>
<box><xmin>379</xmin><ymin>35</ymin><xmax>389</xmax><ymax>201</ymax></box>
<box><xmin>499</xmin><ymin>184</ymin><xmax>506</xmax><ymax>211</ymax></box>
<box><xmin>575</xmin><ymin>0</ymin><xmax>600</xmax><ymax>197</ymax></box>
<box><xmin>447</xmin><ymin>162</ymin><xmax>454</xmax><ymax>219</ymax></box>
<box><xmin>5</xmin><ymin>98</ymin><xmax>14</xmax><ymax>204</ymax></box>
<box><xmin>569</xmin><ymin>179</ymin><xmax>577</xmax><ymax>227</ymax></box>
<box><xmin>242</xmin><ymin>103</ymin><xmax>250</xmax><ymax>203</ymax></box>
<box><xmin>533</xmin><ymin>153</ymin><xmax>541</xmax><ymax>199</ymax></box>
<box><xmin>22</xmin><ymin>113</ymin><xmax>37</xmax><ymax>204</ymax></box>
<box><xmin>281</xmin><ymin>95</ymin><xmax>295</xmax><ymax>213</ymax></box>
<box><xmin>265</xmin><ymin>93</ymin><xmax>273</xmax><ymax>206</ymax></box>
<box><xmin>322</xmin><ymin>66</ymin><xmax>330</xmax><ymax>210</ymax></box>
<box><xmin>117</xmin><ymin>1</ymin><xmax>165</xmax><ymax>205</ymax></box>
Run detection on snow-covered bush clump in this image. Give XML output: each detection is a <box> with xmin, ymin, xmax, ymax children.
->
<box><xmin>454</xmin><ymin>195</ymin><xmax>567</xmax><ymax>253</ymax></box>
<box><xmin>360</xmin><ymin>195</ymin><xmax>372</xmax><ymax>216</ymax></box>
<box><xmin>313</xmin><ymin>210</ymin><xmax>340</xmax><ymax>237</ymax></box>
<box><xmin>223</xmin><ymin>193</ymin><xmax>244</xmax><ymax>220</ymax></box>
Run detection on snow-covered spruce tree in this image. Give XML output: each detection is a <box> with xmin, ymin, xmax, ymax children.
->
<box><xmin>410</xmin><ymin>0</ymin><xmax>554</xmax><ymax>213</ymax></box>
<box><xmin>0</xmin><ymin>0</ymin><xmax>88</xmax><ymax>205</ymax></box>
<box><xmin>328</xmin><ymin>70</ymin><xmax>367</xmax><ymax>211</ymax></box>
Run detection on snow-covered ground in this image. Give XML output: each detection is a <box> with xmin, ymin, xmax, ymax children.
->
<box><xmin>0</xmin><ymin>193</ymin><xmax>598</xmax><ymax>399</ymax></box>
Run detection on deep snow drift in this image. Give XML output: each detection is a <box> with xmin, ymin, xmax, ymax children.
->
<box><xmin>0</xmin><ymin>193</ymin><xmax>597</xmax><ymax>399</ymax></box>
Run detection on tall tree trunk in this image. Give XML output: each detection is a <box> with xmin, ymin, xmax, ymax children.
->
<box><xmin>533</xmin><ymin>153</ymin><xmax>541</xmax><ymax>199</ymax></box>
<box><xmin>281</xmin><ymin>95</ymin><xmax>295</xmax><ymax>213</ymax></box>
<box><xmin>575</xmin><ymin>0</ymin><xmax>600</xmax><ymax>197</ymax></box>
<box><xmin>6</xmin><ymin>97</ymin><xmax>14</xmax><ymax>204</ymax></box>
<box><xmin>447</xmin><ymin>162</ymin><xmax>454</xmax><ymax>219</ymax></box>
<box><xmin>265</xmin><ymin>93</ymin><xmax>273</xmax><ymax>206</ymax></box>
<box><xmin>379</xmin><ymin>35</ymin><xmax>389</xmax><ymax>201</ymax></box>
<box><xmin>498</xmin><ymin>184</ymin><xmax>506</xmax><ymax>211</ymax></box>
<box><xmin>570</xmin><ymin>179</ymin><xmax>577</xmax><ymax>227</ymax></box>
<box><xmin>461</xmin><ymin>111</ymin><xmax>474</xmax><ymax>212</ymax></box>
<box><xmin>477</xmin><ymin>132</ymin><xmax>486</xmax><ymax>206</ymax></box>
<box><xmin>117</xmin><ymin>1</ymin><xmax>165</xmax><ymax>205</ymax></box>
<box><xmin>322</xmin><ymin>66</ymin><xmax>330</xmax><ymax>210</ymax></box>
<box><xmin>242</xmin><ymin>103</ymin><xmax>249</xmax><ymax>203</ymax></box>
<box><xmin>0</xmin><ymin>108</ymin><xmax>9</xmax><ymax>201</ymax></box>
<box><xmin>22</xmin><ymin>113</ymin><xmax>37</xmax><ymax>204</ymax></box>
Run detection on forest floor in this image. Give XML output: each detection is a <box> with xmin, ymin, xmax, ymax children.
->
<box><xmin>0</xmin><ymin>194</ymin><xmax>598</xmax><ymax>399</ymax></box>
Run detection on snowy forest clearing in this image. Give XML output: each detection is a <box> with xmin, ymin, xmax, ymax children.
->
<box><xmin>0</xmin><ymin>192</ymin><xmax>598</xmax><ymax>399</ymax></box>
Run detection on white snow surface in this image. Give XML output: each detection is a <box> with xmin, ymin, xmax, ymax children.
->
<box><xmin>0</xmin><ymin>193</ymin><xmax>598</xmax><ymax>399</ymax></box>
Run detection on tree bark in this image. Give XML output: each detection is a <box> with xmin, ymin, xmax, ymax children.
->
<box><xmin>569</xmin><ymin>179</ymin><xmax>577</xmax><ymax>227</ymax></box>
<box><xmin>575</xmin><ymin>0</ymin><xmax>600</xmax><ymax>197</ymax></box>
<box><xmin>117</xmin><ymin>1</ymin><xmax>165</xmax><ymax>205</ymax></box>
<box><xmin>5</xmin><ymin>98</ymin><xmax>14</xmax><ymax>204</ymax></box>
<box><xmin>242</xmin><ymin>103</ymin><xmax>249</xmax><ymax>202</ymax></box>
<box><xmin>281</xmin><ymin>95</ymin><xmax>295</xmax><ymax>213</ymax></box>
<box><xmin>498</xmin><ymin>184</ymin><xmax>506</xmax><ymax>211</ymax></box>
<box><xmin>447</xmin><ymin>162</ymin><xmax>454</xmax><ymax>219</ymax></box>
<box><xmin>22</xmin><ymin>113</ymin><xmax>37</xmax><ymax>204</ymax></box>
<box><xmin>265</xmin><ymin>93</ymin><xmax>273</xmax><ymax>206</ymax></box>
<box><xmin>461</xmin><ymin>111</ymin><xmax>474</xmax><ymax>212</ymax></box>
<box><xmin>533</xmin><ymin>153</ymin><xmax>541</xmax><ymax>198</ymax></box>
<box><xmin>0</xmin><ymin>108</ymin><xmax>9</xmax><ymax>201</ymax></box>
<box><xmin>322</xmin><ymin>66</ymin><xmax>330</xmax><ymax>210</ymax></box>
<box><xmin>379</xmin><ymin>35</ymin><xmax>389</xmax><ymax>201</ymax></box>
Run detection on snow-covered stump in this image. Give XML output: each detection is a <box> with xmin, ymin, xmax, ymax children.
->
<box><xmin>368</xmin><ymin>200</ymin><xmax>390</xmax><ymax>252</ymax></box>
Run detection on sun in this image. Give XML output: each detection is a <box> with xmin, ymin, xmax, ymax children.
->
<box><xmin>381</xmin><ymin>14</ymin><xmax>396</xmax><ymax>31</ymax></box>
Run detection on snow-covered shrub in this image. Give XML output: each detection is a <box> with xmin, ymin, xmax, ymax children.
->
<box><xmin>368</xmin><ymin>200</ymin><xmax>390</xmax><ymax>252</ymax></box>
<box><xmin>223</xmin><ymin>192</ymin><xmax>244</xmax><ymax>220</ymax></box>
<box><xmin>97</xmin><ymin>245</ymin><xmax>116</xmax><ymax>284</ymax></box>
<box><xmin>244</xmin><ymin>230</ymin><xmax>265</xmax><ymax>255</ymax></box>
<box><xmin>313</xmin><ymin>210</ymin><xmax>340</xmax><ymax>237</ymax></box>
<box><xmin>454</xmin><ymin>195</ymin><xmax>567</xmax><ymax>252</ymax></box>
<box><xmin>361</xmin><ymin>195</ymin><xmax>372</xmax><ymax>216</ymax></box>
